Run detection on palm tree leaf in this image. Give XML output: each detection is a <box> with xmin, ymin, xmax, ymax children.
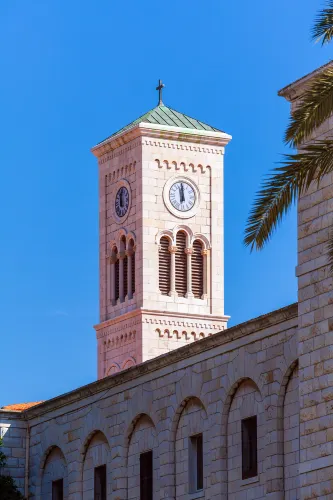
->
<box><xmin>327</xmin><ymin>229</ymin><xmax>333</xmax><ymax>275</ymax></box>
<box><xmin>285</xmin><ymin>66</ymin><xmax>333</xmax><ymax>147</ymax></box>
<box><xmin>244</xmin><ymin>141</ymin><xmax>333</xmax><ymax>250</ymax></box>
<box><xmin>312</xmin><ymin>1</ymin><xmax>333</xmax><ymax>45</ymax></box>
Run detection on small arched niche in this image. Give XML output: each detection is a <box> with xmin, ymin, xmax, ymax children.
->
<box><xmin>82</xmin><ymin>431</ymin><xmax>111</xmax><ymax>500</ymax></box>
<box><xmin>41</xmin><ymin>446</ymin><xmax>68</xmax><ymax>499</ymax></box>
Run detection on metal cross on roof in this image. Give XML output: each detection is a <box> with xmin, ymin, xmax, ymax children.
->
<box><xmin>156</xmin><ymin>79</ymin><xmax>165</xmax><ymax>105</ymax></box>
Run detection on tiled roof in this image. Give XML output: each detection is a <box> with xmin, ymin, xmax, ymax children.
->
<box><xmin>98</xmin><ymin>104</ymin><xmax>223</xmax><ymax>144</ymax></box>
<box><xmin>1</xmin><ymin>401</ymin><xmax>43</xmax><ymax>412</ymax></box>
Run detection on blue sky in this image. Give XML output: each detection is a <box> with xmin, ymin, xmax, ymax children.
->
<box><xmin>0</xmin><ymin>0</ymin><xmax>329</xmax><ymax>407</ymax></box>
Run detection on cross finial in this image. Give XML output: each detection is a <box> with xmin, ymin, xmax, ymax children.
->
<box><xmin>156</xmin><ymin>79</ymin><xmax>165</xmax><ymax>105</ymax></box>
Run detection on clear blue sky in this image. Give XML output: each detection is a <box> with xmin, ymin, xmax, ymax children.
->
<box><xmin>0</xmin><ymin>0</ymin><xmax>329</xmax><ymax>407</ymax></box>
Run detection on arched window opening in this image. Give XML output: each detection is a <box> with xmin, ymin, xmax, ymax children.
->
<box><xmin>128</xmin><ymin>238</ymin><xmax>135</xmax><ymax>296</ymax></box>
<box><xmin>115</xmin><ymin>257</ymin><xmax>120</xmax><ymax>302</ymax></box>
<box><xmin>159</xmin><ymin>237</ymin><xmax>171</xmax><ymax>295</ymax></box>
<box><xmin>121</xmin><ymin>236</ymin><xmax>128</xmax><ymax>300</ymax></box>
<box><xmin>175</xmin><ymin>231</ymin><xmax>187</xmax><ymax>297</ymax></box>
<box><xmin>192</xmin><ymin>240</ymin><xmax>204</xmax><ymax>298</ymax></box>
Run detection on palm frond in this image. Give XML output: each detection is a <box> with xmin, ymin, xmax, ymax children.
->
<box><xmin>285</xmin><ymin>66</ymin><xmax>333</xmax><ymax>147</ymax></box>
<box><xmin>244</xmin><ymin>141</ymin><xmax>333</xmax><ymax>250</ymax></box>
<box><xmin>312</xmin><ymin>1</ymin><xmax>333</xmax><ymax>45</ymax></box>
<box><xmin>327</xmin><ymin>229</ymin><xmax>333</xmax><ymax>275</ymax></box>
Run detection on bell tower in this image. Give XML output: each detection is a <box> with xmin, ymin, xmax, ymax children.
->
<box><xmin>92</xmin><ymin>84</ymin><xmax>231</xmax><ymax>379</ymax></box>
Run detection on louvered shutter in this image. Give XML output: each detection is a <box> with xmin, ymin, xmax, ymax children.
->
<box><xmin>159</xmin><ymin>237</ymin><xmax>171</xmax><ymax>295</ymax></box>
<box><xmin>123</xmin><ymin>255</ymin><xmax>128</xmax><ymax>298</ymax></box>
<box><xmin>115</xmin><ymin>259</ymin><xmax>120</xmax><ymax>301</ymax></box>
<box><xmin>132</xmin><ymin>251</ymin><xmax>135</xmax><ymax>294</ymax></box>
<box><xmin>175</xmin><ymin>231</ymin><xmax>187</xmax><ymax>297</ymax></box>
<box><xmin>192</xmin><ymin>240</ymin><xmax>204</xmax><ymax>298</ymax></box>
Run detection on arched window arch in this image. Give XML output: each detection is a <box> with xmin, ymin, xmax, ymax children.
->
<box><xmin>192</xmin><ymin>239</ymin><xmax>204</xmax><ymax>298</ymax></box>
<box><xmin>159</xmin><ymin>236</ymin><xmax>171</xmax><ymax>295</ymax></box>
<box><xmin>175</xmin><ymin>231</ymin><xmax>187</xmax><ymax>297</ymax></box>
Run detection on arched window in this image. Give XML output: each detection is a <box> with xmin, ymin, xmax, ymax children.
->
<box><xmin>110</xmin><ymin>246</ymin><xmax>119</xmax><ymax>304</ymax></box>
<box><xmin>128</xmin><ymin>238</ymin><xmax>135</xmax><ymax>296</ymax></box>
<box><xmin>159</xmin><ymin>237</ymin><xmax>171</xmax><ymax>295</ymax></box>
<box><xmin>192</xmin><ymin>240</ymin><xmax>204</xmax><ymax>298</ymax></box>
<box><xmin>175</xmin><ymin>231</ymin><xmax>187</xmax><ymax>297</ymax></box>
<box><xmin>121</xmin><ymin>236</ymin><xmax>128</xmax><ymax>300</ymax></box>
<box><xmin>114</xmin><ymin>252</ymin><xmax>119</xmax><ymax>302</ymax></box>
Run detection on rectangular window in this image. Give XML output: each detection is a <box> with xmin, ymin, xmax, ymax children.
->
<box><xmin>52</xmin><ymin>479</ymin><xmax>63</xmax><ymax>500</ymax></box>
<box><xmin>140</xmin><ymin>450</ymin><xmax>153</xmax><ymax>500</ymax></box>
<box><xmin>242</xmin><ymin>416</ymin><xmax>258</xmax><ymax>479</ymax></box>
<box><xmin>94</xmin><ymin>464</ymin><xmax>107</xmax><ymax>500</ymax></box>
<box><xmin>189</xmin><ymin>433</ymin><xmax>204</xmax><ymax>492</ymax></box>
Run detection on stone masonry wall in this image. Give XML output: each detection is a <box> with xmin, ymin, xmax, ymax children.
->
<box><xmin>7</xmin><ymin>304</ymin><xmax>299</xmax><ymax>500</ymax></box>
<box><xmin>282</xmin><ymin>75</ymin><xmax>333</xmax><ymax>499</ymax></box>
<box><xmin>0</xmin><ymin>412</ymin><xmax>27</xmax><ymax>495</ymax></box>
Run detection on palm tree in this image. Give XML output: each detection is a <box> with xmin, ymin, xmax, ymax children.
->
<box><xmin>244</xmin><ymin>1</ymin><xmax>333</xmax><ymax>270</ymax></box>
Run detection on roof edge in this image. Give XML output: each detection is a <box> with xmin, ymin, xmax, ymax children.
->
<box><xmin>278</xmin><ymin>60</ymin><xmax>333</xmax><ymax>101</ymax></box>
<box><xmin>91</xmin><ymin>122</ymin><xmax>232</xmax><ymax>158</ymax></box>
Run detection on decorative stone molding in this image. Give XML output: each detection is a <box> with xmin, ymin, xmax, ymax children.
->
<box><xmin>104</xmin><ymin>330</ymin><xmax>136</xmax><ymax>349</ymax></box>
<box><xmin>155</xmin><ymin>159</ymin><xmax>212</xmax><ymax>172</ymax></box>
<box><xmin>155</xmin><ymin>328</ymin><xmax>208</xmax><ymax>341</ymax></box>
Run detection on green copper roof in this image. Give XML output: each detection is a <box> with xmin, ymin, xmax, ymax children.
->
<box><xmin>98</xmin><ymin>104</ymin><xmax>223</xmax><ymax>144</ymax></box>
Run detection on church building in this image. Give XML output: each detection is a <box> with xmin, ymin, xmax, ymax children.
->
<box><xmin>1</xmin><ymin>63</ymin><xmax>332</xmax><ymax>500</ymax></box>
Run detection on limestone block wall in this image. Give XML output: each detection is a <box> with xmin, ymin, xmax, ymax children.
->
<box><xmin>0</xmin><ymin>412</ymin><xmax>27</xmax><ymax>495</ymax></box>
<box><xmin>10</xmin><ymin>303</ymin><xmax>299</xmax><ymax>500</ymax></box>
<box><xmin>281</xmin><ymin>72</ymin><xmax>333</xmax><ymax>498</ymax></box>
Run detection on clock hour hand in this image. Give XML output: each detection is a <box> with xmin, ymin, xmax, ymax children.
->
<box><xmin>179</xmin><ymin>183</ymin><xmax>185</xmax><ymax>203</ymax></box>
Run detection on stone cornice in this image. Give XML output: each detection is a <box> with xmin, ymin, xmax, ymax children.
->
<box><xmin>91</xmin><ymin>122</ymin><xmax>232</xmax><ymax>158</ymax></box>
<box><xmin>278</xmin><ymin>61</ymin><xmax>333</xmax><ymax>102</ymax></box>
<box><xmin>23</xmin><ymin>303</ymin><xmax>297</xmax><ymax>420</ymax></box>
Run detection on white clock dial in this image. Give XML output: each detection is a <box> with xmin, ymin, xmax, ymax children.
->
<box><xmin>115</xmin><ymin>186</ymin><xmax>129</xmax><ymax>218</ymax></box>
<box><xmin>169</xmin><ymin>181</ymin><xmax>196</xmax><ymax>212</ymax></box>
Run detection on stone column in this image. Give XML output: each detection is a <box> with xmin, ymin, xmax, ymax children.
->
<box><xmin>168</xmin><ymin>245</ymin><xmax>178</xmax><ymax>297</ymax></box>
<box><xmin>127</xmin><ymin>249</ymin><xmax>133</xmax><ymax>300</ymax></box>
<box><xmin>185</xmin><ymin>247</ymin><xmax>194</xmax><ymax>298</ymax></box>
<box><xmin>118</xmin><ymin>251</ymin><xmax>126</xmax><ymax>303</ymax></box>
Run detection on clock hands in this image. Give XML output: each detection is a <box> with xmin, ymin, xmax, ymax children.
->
<box><xmin>179</xmin><ymin>183</ymin><xmax>185</xmax><ymax>204</ymax></box>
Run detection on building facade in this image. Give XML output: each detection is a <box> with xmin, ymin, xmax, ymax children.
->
<box><xmin>1</xmin><ymin>64</ymin><xmax>332</xmax><ymax>500</ymax></box>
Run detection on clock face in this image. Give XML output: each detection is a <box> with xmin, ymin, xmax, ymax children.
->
<box><xmin>169</xmin><ymin>181</ymin><xmax>196</xmax><ymax>212</ymax></box>
<box><xmin>115</xmin><ymin>186</ymin><xmax>129</xmax><ymax>218</ymax></box>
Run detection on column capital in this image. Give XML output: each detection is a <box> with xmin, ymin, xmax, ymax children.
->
<box><xmin>169</xmin><ymin>245</ymin><xmax>178</xmax><ymax>254</ymax></box>
<box><xmin>201</xmin><ymin>249</ymin><xmax>209</xmax><ymax>256</ymax></box>
<box><xmin>110</xmin><ymin>255</ymin><xmax>118</xmax><ymax>264</ymax></box>
<box><xmin>126</xmin><ymin>249</ymin><xmax>134</xmax><ymax>257</ymax></box>
<box><xmin>185</xmin><ymin>247</ymin><xmax>193</xmax><ymax>255</ymax></box>
<box><xmin>117</xmin><ymin>251</ymin><xmax>126</xmax><ymax>260</ymax></box>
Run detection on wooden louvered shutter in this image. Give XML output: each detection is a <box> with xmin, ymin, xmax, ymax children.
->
<box><xmin>159</xmin><ymin>237</ymin><xmax>171</xmax><ymax>295</ymax></box>
<box><xmin>192</xmin><ymin>240</ymin><xmax>204</xmax><ymax>298</ymax></box>
<box><xmin>175</xmin><ymin>231</ymin><xmax>187</xmax><ymax>297</ymax></box>
<box><xmin>115</xmin><ymin>259</ymin><xmax>119</xmax><ymax>301</ymax></box>
<box><xmin>132</xmin><ymin>250</ymin><xmax>135</xmax><ymax>294</ymax></box>
<box><xmin>123</xmin><ymin>255</ymin><xmax>128</xmax><ymax>298</ymax></box>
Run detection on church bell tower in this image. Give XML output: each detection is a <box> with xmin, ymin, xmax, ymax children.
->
<box><xmin>91</xmin><ymin>82</ymin><xmax>231</xmax><ymax>379</ymax></box>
